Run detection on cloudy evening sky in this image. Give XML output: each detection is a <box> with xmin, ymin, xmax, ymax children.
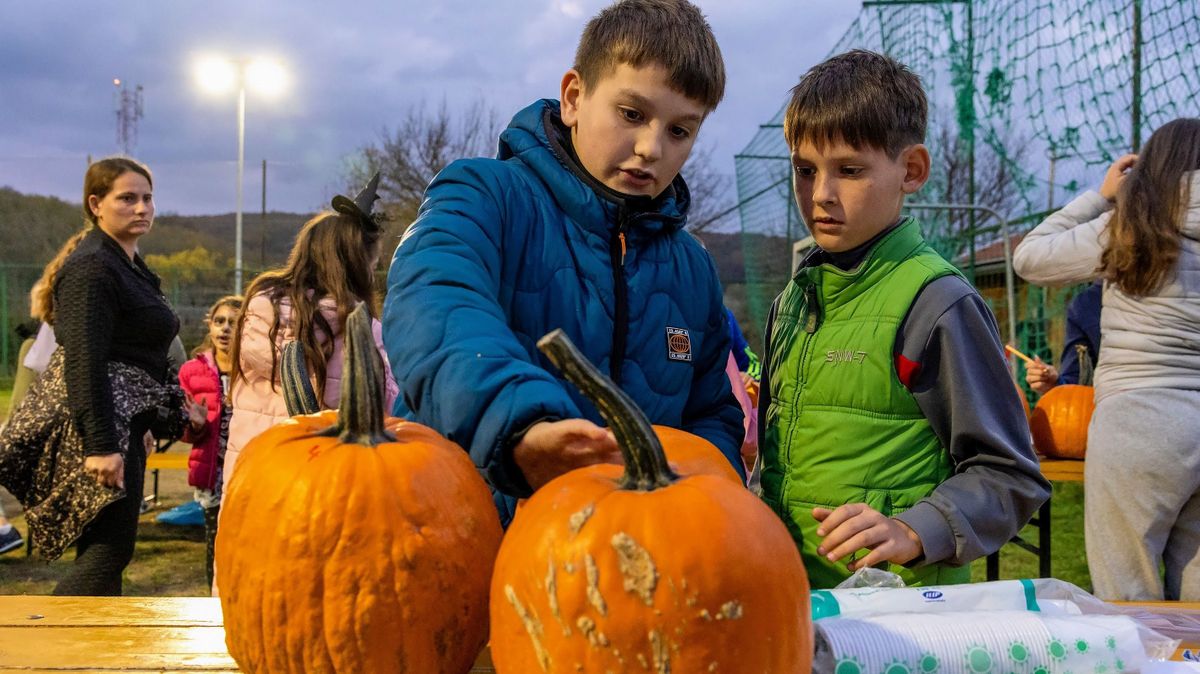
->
<box><xmin>0</xmin><ymin>1</ymin><xmax>857</xmax><ymax>216</ymax></box>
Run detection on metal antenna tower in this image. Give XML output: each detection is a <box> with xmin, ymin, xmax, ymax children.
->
<box><xmin>113</xmin><ymin>78</ymin><xmax>144</xmax><ymax>155</ymax></box>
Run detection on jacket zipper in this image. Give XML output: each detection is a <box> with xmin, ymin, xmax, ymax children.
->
<box><xmin>610</xmin><ymin>207</ymin><xmax>630</xmax><ymax>384</ymax></box>
<box><xmin>784</xmin><ymin>281</ymin><xmax>821</xmax><ymax>470</ymax></box>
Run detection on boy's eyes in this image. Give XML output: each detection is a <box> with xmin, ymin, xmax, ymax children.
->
<box><xmin>792</xmin><ymin>166</ymin><xmax>865</xmax><ymax>177</ymax></box>
<box><xmin>670</xmin><ymin>125</ymin><xmax>692</xmax><ymax>140</ymax></box>
<box><xmin>619</xmin><ymin>107</ymin><xmax>643</xmax><ymax>123</ymax></box>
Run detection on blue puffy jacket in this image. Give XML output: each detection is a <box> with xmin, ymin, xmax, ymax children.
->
<box><xmin>383</xmin><ymin>99</ymin><xmax>744</xmax><ymax>524</ymax></box>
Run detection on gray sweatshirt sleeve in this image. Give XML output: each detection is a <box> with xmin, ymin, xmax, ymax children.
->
<box><xmin>1012</xmin><ymin>190</ymin><xmax>1112</xmax><ymax>286</ymax></box>
<box><xmin>892</xmin><ymin>276</ymin><xmax>1051</xmax><ymax>567</ymax></box>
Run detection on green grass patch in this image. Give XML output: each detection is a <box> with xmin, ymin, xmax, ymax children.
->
<box><xmin>970</xmin><ymin>481</ymin><xmax>1089</xmax><ymax>590</ymax></box>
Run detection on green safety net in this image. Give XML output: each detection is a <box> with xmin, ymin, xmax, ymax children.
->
<box><xmin>734</xmin><ymin>0</ymin><xmax>1198</xmax><ymax>374</ymax></box>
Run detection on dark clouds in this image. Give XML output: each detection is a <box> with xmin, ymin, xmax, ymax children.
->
<box><xmin>0</xmin><ymin>0</ymin><xmax>856</xmax><ymax>214</ymax></box>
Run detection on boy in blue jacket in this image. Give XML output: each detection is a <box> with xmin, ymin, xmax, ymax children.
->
<box><xmin>383</xmin><ymin>0</ymin><xmax>743</xmax><ymax>525</ymax></box>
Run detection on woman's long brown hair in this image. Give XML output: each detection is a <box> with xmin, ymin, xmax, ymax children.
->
<box><xmin>229</xmin><ymin>211</ymin><xmax>382</xmax><ymax>403</ymax></box>
<box><xmin>1101</xmin><ymin>118</ymin><xmax>1200</xmax><ymax>297</ymax></box>
<box><xmin>31</xmin><ymin>157</ymin><xmax>153</xmax><ymax>324</ymax></box>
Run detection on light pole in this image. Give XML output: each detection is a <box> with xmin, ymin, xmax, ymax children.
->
<box><xmin>194</xmin><ymin>55</ymin><xmax>287</xmax><ymax>294</ymax></box>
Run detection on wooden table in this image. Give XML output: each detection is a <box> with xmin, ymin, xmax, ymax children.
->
<box><xmin>0</xmin><ymin>596</ymin><xmax>496</xmax><ymax>672</ymax></box>
<box><xmin>0</xmin><ymin>596</ymin><xmax>1194</xmax><ymax>670</ymax></box>
<box><xmin>985</xmin><ymin>458</ymin><xmax>1084</xmax><ymax>581</ymax></box>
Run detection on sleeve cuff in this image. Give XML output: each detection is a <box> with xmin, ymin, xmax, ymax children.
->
<box><xmin>486</xmin><ymin>415</ymin><xmax>562</xmax><ymax>499</ymax></box>
<box><xmin>894</xmin><ymin>501</ymin><xmax>956</xmax><ymax>566</ymax></box>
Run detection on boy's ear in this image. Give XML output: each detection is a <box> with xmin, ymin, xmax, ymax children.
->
<box><xmin>560</xmin><ymin>69</ymin><xmax>584</xmax><ymax>129</ymax></box>
<box><xmin>900</xmin><ymin>143</ymin><xmax>932</xmax><ymax>195</ymax></box>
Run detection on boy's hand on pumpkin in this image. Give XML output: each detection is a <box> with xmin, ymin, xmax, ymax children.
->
<box><xmin>812</xmin><ymin>503</ymin><xmax>923</xmax><ymax>571</ymax></box>
<box><xmin>513</xmin><ymin>419</ymin><xmax>622</xmax><ymax>491</ymax></box>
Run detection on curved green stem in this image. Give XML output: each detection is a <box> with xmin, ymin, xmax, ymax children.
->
<box><xmin>537</xmin><ymin>329</ymin><xmax>676</xmax><ymax>491</ymax></box>
<box><xmin>320</xmin><ymin>302</ymin><xmax>395</xmax><ymax>446</ymax></box>
<box><xmin>1076</xmin><ymin>343</ymin><xmax>1094</xmax><ymax>386</ymax></box>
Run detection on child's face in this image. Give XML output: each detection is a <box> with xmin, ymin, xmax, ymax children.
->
<box><xmin>207</xmin><ymin>305</ymin><xmax>237</xmax><ymax>355</ymax></box>
<box><xmin>560</xmin><ymin>62</ymin><xmax>706</xmax><ymax>199</ymax></box>
<box><xmin>790</xmin><ymin>136</ymin><xmax>930</xmax><ymax>253</ymax></box>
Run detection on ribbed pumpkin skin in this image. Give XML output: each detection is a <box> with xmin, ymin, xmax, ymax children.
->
<box><xmin>216</xmin><ymin>413</ymin><xmax>502</xmax><ymax>674</ymax></box>
<box><xmin>491</xmin><ymin>463</ymin><xmax>810</xmax><ymax>673</ymax></box>
<box><xmin>1030</xmin><ymin>384</ymin><xmax>1095</xmax><ymax>459</ymax></box>
<box><xmin>652</xmin><ymin>425</ymin><xmax>743</xmax><ymax>484</ymax></box>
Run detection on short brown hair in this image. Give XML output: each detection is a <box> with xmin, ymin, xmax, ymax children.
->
<box><xmin>574</xmin><ymin>0</ymin><xmax>725</xmax><ymax>111</ymax></box>
<box><xmin>783</xmin><ymin>50</ymin><xmax>927</xmax><ymax>158</ymax></box>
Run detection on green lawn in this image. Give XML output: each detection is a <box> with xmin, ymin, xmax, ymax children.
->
<box><xmin>1</xmin><ymin>451</ymin><xmax>210</xmax><ymax>596</ymax></box>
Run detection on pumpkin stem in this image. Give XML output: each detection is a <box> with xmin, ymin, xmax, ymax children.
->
<box><xmin>537</xmin><ymin>329</ymin><xmax>677</xmax><ymax>491</ymax></box>
<box><xmin>1076</xmin><ymin>344</ymin><xmax>1094</xmax><ymax>386</ymax></box>
<box><xmin>322</xmin><ymin>303</ymin><xmax>395</xmax><ymax>446</ymax></box>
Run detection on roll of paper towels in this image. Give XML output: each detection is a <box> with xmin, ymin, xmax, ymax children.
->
<box><xmin>814</xmin><ymin>610</ymin><xmax>1148</xmax><ymax>674</ymax></box>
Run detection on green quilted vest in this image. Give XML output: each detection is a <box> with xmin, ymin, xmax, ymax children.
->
<box><xmin>761</xmin><ymin>218</ymin><xmax>971</xmax><ymax>588</ymax></box>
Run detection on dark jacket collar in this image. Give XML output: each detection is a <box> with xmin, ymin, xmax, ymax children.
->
<box><xmin>496</xmin><ymin>99</ymin><xmax>689</xmax><ymax>240</ymax></box>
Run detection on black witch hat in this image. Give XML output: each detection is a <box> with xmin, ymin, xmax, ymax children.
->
<box><xmin>332</xmin><ymin>172</ymin><xmax>383</xmax><ymax>232</ymax></box>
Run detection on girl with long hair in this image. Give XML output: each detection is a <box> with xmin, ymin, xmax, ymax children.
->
<box><xmin>223</xmin><ymin>180</ymin><xmax>398</xmax><ymax>496</ymax></box>
<box><xmin>1014</xmin><ymin>118</ymin><xmax>1200</xmax><ymax>601</ymax></box>
<box><xmin>0</xmin><ymin>156</ymin><xmax>182</xmax><ymax>595</ymax></box>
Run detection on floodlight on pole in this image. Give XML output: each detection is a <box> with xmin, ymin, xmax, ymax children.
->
<box><xmin>193</xmin><ymin>54</ymin><xmax>288</xmax><ymax>294</ymax></box>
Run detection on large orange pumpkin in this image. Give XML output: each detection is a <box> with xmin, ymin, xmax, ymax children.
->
<box><xmin>491</xmin><ymin>329</ymin><xmax>811</xmax><ymax>674</ymax></box>
<box><xmin>216</xmin><ymin>304</ymin><xmax>503</xmax><ymax>674</ymax></box>
<box><xmin>1030</xmin><ymin>345</ymin><xmax>1095</xmax><ymax>459</ymax></box>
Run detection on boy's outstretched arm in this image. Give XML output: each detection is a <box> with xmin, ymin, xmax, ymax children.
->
<box><xmin>679</xmin><ymin>258</ymin><xmax>747</xmax><ymax>481</ymax></box>
<box><xmin>383</xmin><ymin>160</ymin><xmax>584</xmax><ymax>498</ymax></box>
<box><xmin>891</xmin><ymin>276</ymin><xmax>1051</xmax><ymax>567</ymax></box>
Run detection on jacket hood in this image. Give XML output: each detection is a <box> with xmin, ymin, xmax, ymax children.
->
<box><xmin>496</xmin><ymin>99</ymin><xmax>690</xmax><ymax>239</ymax></box>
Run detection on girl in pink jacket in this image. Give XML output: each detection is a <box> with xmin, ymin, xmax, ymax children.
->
<box><xmin>224</xmin><ymin>177</ymin><xmax>398</xmax><ymax>496</ymax></box>
<box><xmin>179</xmin><ymin>295</ymin><xmax>242</xmax><ymax>589</ymax></box>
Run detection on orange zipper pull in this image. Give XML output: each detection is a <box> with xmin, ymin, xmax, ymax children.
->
<box><xmin>619</xmin><ymin>231</ymin><xmax>627</xmax><ymax>264</ymax></box>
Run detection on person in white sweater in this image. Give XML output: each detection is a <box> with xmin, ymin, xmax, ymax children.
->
<box><xmin>1014</xmin><ymin>117</ymin><xmax>1200</xmax><ymax>601</ymax></box>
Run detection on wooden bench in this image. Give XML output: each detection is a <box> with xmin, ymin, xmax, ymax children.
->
<box><xmin>0</xmin><ymin>596</ymin><xmax>497</xmax><ymax>672</ymax></box>
<box><xmin>145</xmin><ymin>450</ymin><xmax>190</xmax><ymax>508</ymax></box>
<box><xmin>985</xmin><ymin>458</ymin><xmax>1084</xmax><ymax>581</ymax></box>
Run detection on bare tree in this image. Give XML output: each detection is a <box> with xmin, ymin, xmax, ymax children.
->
<box><xmin>680</xmin><ymin>141</ymin><xmax>736</xmax><ymax>234</ymax></box>
<box><xmin>926</xmin><ymin>114</ymin><xmax>1033</xmax><ymax>246</ymax></box>
<box><xmin>344</xmin><ymin>98</ymin><xmax>500</xmax><ymax>260</ymax></box>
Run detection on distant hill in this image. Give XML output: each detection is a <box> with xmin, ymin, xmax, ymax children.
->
<box><xmin>0</xmin><ymin>186</ymin><xmax>313</xmax><ymax>269</ymax></box>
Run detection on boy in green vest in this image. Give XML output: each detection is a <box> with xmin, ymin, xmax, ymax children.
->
<box><xmin>758</xmin><ymin>50</ymin><xmax>1050</xmax><ymax>588</ymax></box>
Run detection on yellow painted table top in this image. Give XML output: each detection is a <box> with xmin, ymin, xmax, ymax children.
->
<box><xmin>1038</xmin><ymin>457</ymin><xmax>1085</xmax><ymax>482</ymax></box>
<box><xmin>146</xmin><ymin>452</ymin><xmax>190</xmax><ymax>471</ymax></box>
<box><xmin>0</xmin><ymin>596</ymin><xmax>496</xmax><ymax>672</ymax></box>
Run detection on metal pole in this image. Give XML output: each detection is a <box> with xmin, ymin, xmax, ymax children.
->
<box><xmin>1131</xmin><ymin>0</ymin><xmax>1143</xmax><ymax>151</ymax></box>
<box><xmin>905</xmin><ymin>202</ymin><xmax>1016</xmax><ymax>373</ymax></box>
<box><xmin>1047</xmin><ymin>154</ymin><xmax>1057</xmax><ymax>211</ymax></box>
<box><xmin>260</xmin><ymin>158</ymin><xmax>267</xmax><ymax>270</ymax></box>
<box><xmin>235</xmin><ymin>85</ymin><xmax>245</xmax><ymax>294</ymax></box>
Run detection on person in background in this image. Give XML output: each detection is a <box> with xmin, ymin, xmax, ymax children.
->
<box><xmin>1024</xmin><ymin>281</ymin><xmax>1101</xmax><ymax>394</ymax></box>
<box><xmin>1014</xmin><ymin>118</ymin><xmax>1200</xmax><ymax>601</ymax></box>
<box><xmin>225</xmin><ymin>176</ymin><xmax>397</xmax><ymax>496</ymax></box>
<box><xmin>177</xmin><ymin>295</ymin><xmax>241</xmax><ymax>589</ymax></box>
<box><xmin>0</xmin><ymin>157</ymin><xmax>183</xmax><ymax>595</ymax></box>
